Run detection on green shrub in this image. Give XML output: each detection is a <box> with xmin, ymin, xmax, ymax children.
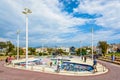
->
<box><xmin>0</xmin><ymin>54</ymin><xmax>4</xmax><ymax>56</ymax></box>
<box><xmin>39</xmin><ymin>52</ymin><xmax>42</xmax><ymax>56</ymax></box>
<box><xmin>28</xmin><ymin>52</ymin><xmax>32</xmax><ymax>55</ymax></box>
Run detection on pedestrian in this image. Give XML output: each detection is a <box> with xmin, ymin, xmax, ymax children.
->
<box><xmin>8</xmin><ymin>55</ymin><xmax>12</xmax><ymax>64</ymax></box>
<box><xmin>111</xmin><ymin>54</ymin><xmax>115</xmax><ymax>62</ymax></box>
<box><xmin>5</xmin><ymin>57</ymin><xmax>8</xmax><ymax>64</ymax></box>
<box><xmin>50</xmin><ymin>62</ymin><xmax>52</xmax><ymax>67</ymax></box>
<box><xmin>56</xmin><ymin>62</ymin><xmax>60</xmax><ymax>73</ymax></box>
<box><xmin>84</xmin><ymin>56</ymin><xmax>87</xmax><ymax>62</ymax></box>
<box><xmin>93</xmin><ymin>59</ymin><xmax>97</xmax><ymax>73</ymax></box>
<box><xmin>81</xmin><ymin>56</ymin><xmax>83</xmax><ymax>60</ymax></box>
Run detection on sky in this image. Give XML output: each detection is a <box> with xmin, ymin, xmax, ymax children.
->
<box><xmin>0</xmin><ymin>0</ymin><xmax>120</xmax><ymax>47</ymax></box>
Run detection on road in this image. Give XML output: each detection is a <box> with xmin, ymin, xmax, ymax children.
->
<box><xmin>0</xmin><ymin>60</ymin><xmax>120</xmax><ymax>80</ymax></box>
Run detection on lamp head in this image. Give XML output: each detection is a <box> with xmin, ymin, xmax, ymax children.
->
<box><xmin>22</xmin><ymin>8</ymin><xmax>32</xmax><ymax>14</ymax></box>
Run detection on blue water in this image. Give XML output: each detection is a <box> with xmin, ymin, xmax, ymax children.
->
<box><xmin>61</xmin><ymin>62</ymin><xmax>94</xmax><ymax>72</ymax></box>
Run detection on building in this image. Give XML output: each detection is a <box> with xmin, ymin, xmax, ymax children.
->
<box><xmin>36</xmin><ymin>48</ymin><xmax>48</xmax><ymax>53</ymax></box>
<box><xmin>57</xmin><ymin>47</ymin><xmax>70</xmax><ymax>53</ymax></box>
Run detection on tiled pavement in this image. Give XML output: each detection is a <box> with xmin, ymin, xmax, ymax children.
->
<box><xmin>0</xmin><ymin>60</ymin><xmax>120</xmax><ymax>80</ymax></box>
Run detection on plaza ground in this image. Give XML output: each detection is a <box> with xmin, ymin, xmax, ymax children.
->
<box><xmin>0</xmin><ymin>57</ymin><xmax>120</xmax><ymax>80</ymax></box>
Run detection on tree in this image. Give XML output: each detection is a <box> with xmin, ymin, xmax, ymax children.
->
<box><xmin>6</xmin><ymin>41</ymin><xmax>15</xmax><ymax>55</ymax></box>
<box><xmin>56</xmin><ymin>49</ymin><xmax>64</xmax><ymax>55</ymax></box>
<box><xmin>0</xmin><ymin>42</ymin><xmax>7</xmax><ymax>54</ymax></box>
<box><xmin>47</xmin><ymin>48</ymin><xmax>53</xmax><ymax>55</ymax></box>
<box><xmin>98</xmin><ymin>41</ymin><xmax>109</xmax><ymax>56</ymax></box>
<box><xmin>0</xmin><ymin>42</ymin><xmax>7</xmax><ymax>49</ymax></box>
<box><xmin>81</xmin><ymin>48</ymin><xmax>87</xmax><ymax>55</ymax></box>
<box><xmin>76</xmin><ymin>48</ymin><xmax>81</xmax><ymax>56</ymax></box>
<box><xmin>19</xmin><ymin>48</ymin><xmax>24</xmax><ymax>55</ymax></box>
<box><xmin>28</xmin><ymin>47</ymin><xmax>36</xmax><ymax>55</ymax></box>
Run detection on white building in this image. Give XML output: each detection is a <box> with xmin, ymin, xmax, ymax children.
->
<box><xmin>36</xmin><ymin>48</ymin><xmax>48</xmax><ymax>53</ymax></box>
<box><xmin>58</xmin><ymin>47</ymin><xmax>70</xmax><ymax>53</ymax></box>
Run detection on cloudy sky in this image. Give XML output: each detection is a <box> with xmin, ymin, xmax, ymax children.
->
<box><xmin>0</xmin><ymin>0</ymin><xmax>120</xmax><ymax>47</ymax></box>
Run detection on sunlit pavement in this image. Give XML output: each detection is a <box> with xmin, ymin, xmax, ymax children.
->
<box><xmin>0</xmin><ymin>59</ymin><xmax>120</xmax><ymax>80</ymax></box>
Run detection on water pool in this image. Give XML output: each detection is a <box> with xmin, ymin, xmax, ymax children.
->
<box><xmin>61</xmin><ymin>62</ymin><xmax>94</xmax><ymax>72</ymax></box>
<box><xmin>14</xmin><ymin>58</ymin><xmax>93</xmax><ymax>72</ymax></box>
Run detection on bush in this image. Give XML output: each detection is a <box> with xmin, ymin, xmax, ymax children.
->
<box><xmin>38</xmin><ymin>52</ymin><xmax>48</xmax><ymax>56</ymax></box>
<box><xmin>0</xmin><ymin>54</ymin><xmax>4</xmax><ymax>56</ymax></box>
<box><xmin>63</xmin><ymin>52</ymin><xmax>69</xmax><ymax>55</ymax></box>
<box><xmin>39</xmin><ymin>52</ymin><xmax>42</xmax><ymax>56</ymax></box>
<box><xmin>28</xmin><ymin>52</ymin><xmax>32</xmax><ymax>55</ymax></box>
<box><xmin>43</xmin><ymin>53</ymin><xmax>48</xmax><ymax>56</ymax></box>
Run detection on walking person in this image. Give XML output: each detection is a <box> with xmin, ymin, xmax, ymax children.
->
<box><xmin>5</xmin><ymin>57</ymin><xmax>8</xmax><ymax>65</ymax></box>
<box><xmin>50</xmin><ymin>62</ymin><xmax>52</xmax><ymax>67</ymax></box>
<box><xmin>111</xmin><ymin>54</ymin><xmax>115</xmax><ymax>62</ymax></box>
<box><xmin>84</xmin><ymin>56</ymin><xmax>87</xmax><ymax>62</ymax></box>
<box><xmin>8</xmin><ymin>55</ymin><xmax>12</xmax><ymax>64</ymax></box>
<box><xmin>56</xmin><ymin>62</ymin><xmax>60</xmax><ymax>73</ymax></box>
<box><xmin>93</xmin><ymin>59</ymin><xmax>97</xmax><ymax>73</ymax></box>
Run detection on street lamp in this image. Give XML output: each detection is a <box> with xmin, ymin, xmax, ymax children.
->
<box><xmin>17</xmin><ymin>30</ymin><xmax>20</xmax><ymax>60</ymax></box>
<box><xmin>91</xmin><ymin>27</ymin><xmax>94</xmax><ymax>60</ymax></box>
<box><xmin>80</xmin><ymin>41</ymin><xmax>82</xmax><ymax>59</ymax></box>
<box><xmin>42</xmin><ymin>44</ymin><xmax>44</xmax><ymax>56</ymax></box>
<box><xmin>22</xmin><ymin>8</ymin><xmax>32</xmax><ymax>68</ymax></box>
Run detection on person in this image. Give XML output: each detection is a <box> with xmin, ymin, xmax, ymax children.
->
<box><xmin>93</xmin><ymin>59</ymin><xmax>97</xmax><ymax>73</ymax></box>
<box><xmin>5</xmin><ymin>57</ymin><xmax>8</xmax><ymax>64</ymax></box>
<box><xmin>84</xmin><ymin>56</ymin><xmax>87</xmax><ymax>62</ymax></box>
<box><xmin>8</xmin><ymin>55</ymin><xmax>12</xmax><ymax>64</ymax></box>
<box><xmin>50</xmin><ymin>62</ymin><xmax>52</xmax><ymax>67</ymax></box>
<box><xmin>81</xmin><ymin>56</ymin><xmax>83</xmax><ymax>60</ymax></box>
<box><xmin>56</xmin><ymin>62</ymin><xmax>60</xmax><ymax>73</ymax></box>
<box><xmin>111</xmin><ymin>54</ymin><xmax>115</xmax><ymax>62</ymax></box>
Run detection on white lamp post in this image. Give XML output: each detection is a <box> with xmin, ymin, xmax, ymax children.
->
<box><xmin>17</xmin><ymin>30</ymin><xmax>20</xmax><ymax>60</ymax></box>
<box><xmin>42</xmin><ymin>44</ymin><xmax>44</xmax><ymax>56</ymax></box>
<box><xmin>80</xmin><ymin>41</ymin><xmax>82</xmax><ymax>56</ymax></box>
<box><xmin>22</xmin><ymin>8</ymin><xmax>32</xmax><ymax>68</ymax></box>
<box><xmin>91</xmin><ymin>27</ymin><xmax>94</xmax><ymax>60</ymax></box>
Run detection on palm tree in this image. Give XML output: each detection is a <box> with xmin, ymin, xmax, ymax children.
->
<box><xmin>98</xmin><ymin>41</ymin><xmax>109</xmax><ymax>56</ymax></box>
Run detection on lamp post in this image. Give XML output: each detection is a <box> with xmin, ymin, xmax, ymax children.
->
<box><xmin>17</xmin><ymin>30</ymin><xmax>20</xmax><ymax>60</ymax></box>
<box><xmin>22</xmin><ymin>8</ymin><xmax>32</xmax><ymax>68</ymax></box>
<box><xmin>79</xmin><ymin>41</ymin><xmax>82</xmax><ymax>60</ymax></box>
<box><xmin>80</xmin><ymin>41</ymin><xmax>82</xmax><ymax>57</ymax></box>
<box><xmin>91</xmin><ymin>27</ymin><xmax>94</xmax><ymax>60</ymax></box>
<box><xmin>42</xmin><ymin>44</ymin><xmax>44</xmax><ymax>56</ymax></box>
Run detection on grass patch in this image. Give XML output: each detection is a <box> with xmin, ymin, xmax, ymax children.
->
<box><xmin>105</xmin><ymin>53</ymin><xmax>120</xmax><ymax>58</ymax></box>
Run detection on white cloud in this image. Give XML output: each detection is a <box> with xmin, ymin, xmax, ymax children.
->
<box><xmin>0</xmin><ymin>0</ymin><xmax>120</xmax><ymax>47</ymax></box>
<box><xmin>0</xmin><ymin>38</ymin><xmax>7</xmax><ymax>42</ymax></box>
<box><xmin>29</xmin><ymin>0</ymin><xmax>87</xmax><ymax>34</ymax></box>
<box><xmin>0</xmin><ymin>0</ymin><xmax>87</xmax><ymax>46</ymax></box>
<box><xmin>22</xmin><ymin>0</ymin><xmax>88</xmax><ymax>45</ymax></box>
<box><xmin>74</xmin><ymin>0</ymin><xmax>120</xmax><ymax>29</ymax></box>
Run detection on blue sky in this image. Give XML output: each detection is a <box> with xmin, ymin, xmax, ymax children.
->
<box><xmin>0</xmin><ymin>0</ymin><xmax>120</xmax><ymax>47</ymax></box>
